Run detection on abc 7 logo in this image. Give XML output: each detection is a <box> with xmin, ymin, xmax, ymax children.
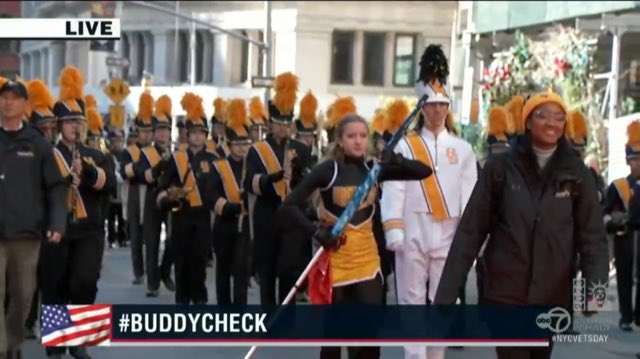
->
<box><xmin>536</xmin><ymin>307</ymin><xmax>571</xmax><ymax>334</ymax></box>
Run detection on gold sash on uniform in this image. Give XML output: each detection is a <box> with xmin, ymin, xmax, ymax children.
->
<box><xmin>173</xmin><ymin>151</ymin><xmax>203</xmax><ymax>208</ymax></box>
<box><xmin>213</xmin><ymin>160</ymin><xmax>242</xmax><ymax>204</ymax></box>
<box><xmin>142</xmin><ymin>146</ymin><xmax>161</xmax><ymax>167</ymax></box>
<box><xmin>613</xmin><ymin>178</ymin><xmax>631</xmax><ymax>211</ymax></box>
<box><xmin>124</xmin><ymin>145</ymin><xmax>142</xmax><ymax>179</ymax></box>
<box><xmin>253</xmin><ymin>141</ymin><xmax>287</xmax><ymax>201</ymax></box>
<box><xmin>206</xmin><ymin>140</ymin><xmax>220</xmax><ymax>157</ymax></box>
<box><xmin>53</xmin><ymin>148</ymin><xmax>88</xmax><ymax>220</ymax></box>
<box><xmin>405</xmin><ymin>134</ymin><xmax>450</xmax><ymax>221</ymax></box>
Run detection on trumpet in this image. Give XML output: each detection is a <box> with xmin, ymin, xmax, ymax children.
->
<box><xmin>166</xmin><ymin>185</ymin><xmax>192</xmax><ymax>212</ymax></box>
<box><xmin>70</xmin><ymin>145</ymin><xmax>82</xmax><ymax>223</ymax></box>
<box><xmin>283</xmin><ymin>139</ymin><xmax>297</xmax><ymax>195</ymax></box>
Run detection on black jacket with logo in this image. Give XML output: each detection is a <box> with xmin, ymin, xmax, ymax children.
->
<box><xmin>0</xmin><ymin>123</ymin><xmax>68</xmax><ymax>239</ymax></box>
<box><xmin>434</xmin><ymin>134</ymin><xmax>609</xmax><ymax>307</ymax></box>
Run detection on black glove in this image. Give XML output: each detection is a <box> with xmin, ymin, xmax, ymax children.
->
<box><xmin>158</xmin><ymin>196</ymin><xmax>180</xmax><ymax>211</ymax></box>
<box><xmin>267</xmin><ymin>170</ymin><xmax>285</xmax><ymax>183</ymax></box>
<box><xmin>222</xmin><ymin>203</ymin><xmax>242</xmax><ymax>218</ymax></box>
<box><xmin>380</xmin><ymin>150</ymin><xmax>405</xmax><ymax>166</ymax></box>
<box><xmin>312</xmin><ymin>225</ymin><xmax>340</xmax><ymax>250</ymax></box>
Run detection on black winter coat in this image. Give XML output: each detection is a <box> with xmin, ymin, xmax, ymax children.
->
<box><xmin>434</xmin><ymin>135</ymin><xmax>609</xmax><ymax>307</ymax></box>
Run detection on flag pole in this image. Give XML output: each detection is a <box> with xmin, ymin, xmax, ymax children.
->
<box><xmin>243</xmin><ymin>94</ymin><xmax>428</xmax><ymax>359</ymax></box>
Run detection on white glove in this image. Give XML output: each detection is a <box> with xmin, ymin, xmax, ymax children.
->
<box><xmin>385</xmin><ymin>228</ymin><xmax>405</xmax><ymax>252</ymax></box>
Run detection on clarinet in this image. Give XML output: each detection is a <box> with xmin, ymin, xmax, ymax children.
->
<box><xmin>237</xmin><ymin>156</ymin><xmax>248</xmax><ymax>233</ymax></box>
<box><xmin>70</xmin><ymin>144</ymin><xmax>82</xmax><ymax>223</ymax></box>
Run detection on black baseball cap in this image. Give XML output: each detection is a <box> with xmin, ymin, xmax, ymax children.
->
<box><xmin>0</xmin><ymin>80</ymin><xmax>28</xmax><ymax>100</ymax></box>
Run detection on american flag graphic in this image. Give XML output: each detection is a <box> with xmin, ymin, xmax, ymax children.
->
<box><xmin>41</xmin><ymin>304</ymin><xmax>111</xmax><ymax>346</ymax></box>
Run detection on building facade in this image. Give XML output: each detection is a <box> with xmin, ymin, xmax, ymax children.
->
<box><xmin>20</xmin><ymin>1</ymin><xmax>457</xmax><ymax>120</ymax></box>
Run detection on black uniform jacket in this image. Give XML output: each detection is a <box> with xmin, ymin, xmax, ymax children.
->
<box><xmin>0</xmin><ymin>123</ymin><xmax>68</xmax><ymax>239</ymax></box>
<box><xmin>434</xmin><ymin>135</ymin><xmax>609</xmax><ymax>307</ymax></box>
<box><xmin>156</xmin><ymin>147</ymin><xmax>217</xmax><ymax>214</ymax></box>
<box><xmin>277</xmin><ymin>155</ymin><xmax>433</xmax><ymax>241</ymax></box>
<box><xmin>55</xmin><ymin>142</ymin><xmax>117</xmax><ymax>233</ymax></box>
<box><xmin>211</xmin><ymin>155</ymin><xmax>249</xmax><ymax>253</ymax></box>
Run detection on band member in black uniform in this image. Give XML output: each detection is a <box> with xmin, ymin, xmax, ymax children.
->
<box><xmin>156</xmin><ymin>93</ymin><xmax>217</xmax><ymax>305</ymax></box>
<box><xmin>24</xmin><ymin>79</ymin><xmax>58</xmax><ymax>339</ymax></box>
<box><xmin>277</xmin><ymin>107</ymin><xmax>432</xmax><ymax>359</ymax></box>
<box><xmin>106</xmin><ymin>127</ymin><xmax>127</xmax><ymax>248</ymax></box>
<box><xmin>287</xmin><ymin>90</ymin><xmax>319</xmax><ymax>303</ymax></box>
<box><xmin>134</xmin><ymin>95</ymin><xmax>176</xmax><ymax>297</ymax></box>
<box><xmin>608</xmin><ymin>120</ymin><xmax>640</xmax><ymax>331</ymax></box>
<box><xmin>176</xmin><ymin>117</ymin><xmax>189</xmax><ymax>151</ymax></box>
<box><xmin>120</xmin><ymin>93</ymin><xmax>155</xmax><ymax>285</ymax></box>
<box><xmin>43</xmin><ymin>66</ymin><xmax>116</xmax><ymax>359</ymax></box>
<box><xmin>211</xmin><ymin>98</ymin><xmax>252</xmax><ymax>305</ymax></box>
<box><xmin>244</xmin><ymin>72</ymin><xmax>312</xmax><ymax>306</ymax></box>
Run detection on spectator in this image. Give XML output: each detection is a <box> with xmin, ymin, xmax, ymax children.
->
<box><xmin>0</xmin><ymin>80</ymin><xmax>67</xmax><ymax>359</ymax></box>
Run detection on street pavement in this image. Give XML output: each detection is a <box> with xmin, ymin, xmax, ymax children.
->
<box><xmin>23</xmin><ymin>244</ymin><xmax>640</xmax><ymax>358</ymax></box>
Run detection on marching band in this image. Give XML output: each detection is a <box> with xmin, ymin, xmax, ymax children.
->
<box><xmin>0</xmin><ymin>42</ymin><xmax>626</xmax><ymax>359</ymax></box>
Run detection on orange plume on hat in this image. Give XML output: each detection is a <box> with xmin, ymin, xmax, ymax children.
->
<box><xmin>181</xmin><ymin>92</ymin><xmax>205</xmax><ymax>122</ymax></box>
<box><xmin>299</xmin><ymin>90</ymin><xmax>318</xmax><ymax>128</ymax></box>
<box><xmin>506</xmin><ymin>95</ymin><xmax>525</xmax><ymax>134</ymax></box>
<box><xmin>627</xmin><ymin>120</ymin><xmax>640</xmax><ymax>146</ymax></box>
<box><xmin>470</xmin><ymin>99</ymin><xmax>479</xmax><ymax>125</ymax></box>
<box><xmin>137</xmin><ymin>92</ymin><xmax>154</xmax><ymax>124</ymax></box>
<box><xmin>371</xmin><ymin>110</ymin><xmax>387</xmax><ymax>135</ymax></box>
<box><xmin>86</xmin><ymin>107</ymin><xmax>104</xmax><ymax>134</ymax></box>
<box><xmin>213</xmin><ymin>97</ymin><xmax>226</xmax><ymax>120</ymax></box>
<box><xmin>84</xmin><ymin>94</ymin><xmax>97</xmax><ymax>110</ymax></box>
<box><xmin>27</xmin><ymin>80</ymin><xmax>55</xmax><ymax>110</ymax></box>
<box><xmin>249</xmin><ymin>96</ymin><xmax>267</xmax><ymax>122</ymax></box>
<box><xmin>154</xmin><ymin>95</ymin><xmax>172</xmax><ymax>118</ymax></box>
<box><xmin>273</xmin><ymin>72</ymin><xmax>298</xmax><ymax>116</ymax></box>
<box><xmin>488</xmin><ymin>106</ymin><xmax>509</xmax><ymax>141</ymax></box>
<box><xmin>329</xmin><ymin>96</ymin><xmax>356</xmax><ymax>128</ymax></box>
<box><xmin>58</xmin><ymin>66</ymin><xmax>84</xmax><ymax>101</ymax></box>
<box><xmin>226</xmin><ymin>98</ymin><xmax>250</xmax><ymax>135</ymax></box>
<box><xmin>566</xmin><ymin>110</ymin><xmax>587</xmax><ymax>145</ymax></box>
<box><xmin>386</xmin><ymin>99</ymin><xmax>410</xmax><ymax>134</ymax></box>
<box><xmin>0</xmin><ymin>76</ymin><xmax>7</xmax><ymax>89</ymax></box>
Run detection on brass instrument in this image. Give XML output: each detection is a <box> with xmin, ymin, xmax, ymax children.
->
<box><xmin>238</xmin><ymin>156</ymin><xmax>248</xmax><ymax>233</ymax></box>
<box><xmin>70</xmin><ymin>144</ymin><xmax>82</xmax><ymax>223</ymax></box>
<box><xmin>282</xmin><ymin>139</ymin><xmax>297</xmax><ymax>195</ymax></box>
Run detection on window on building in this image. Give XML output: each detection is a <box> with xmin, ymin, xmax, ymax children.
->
<box><xmin>331</xmin><ymin>31</ymin><xmax>355</xmax><ymax>84</ymax></box>
<box><xmin>136</xmin><ymin>33</ymin><xmax>145</xmax><ymax>83</ymax></box>
<box><xmin>179</xmin><ymin>31</ymin><xmax>189</xmax><ymax>83</ymax></box>
<box><xmin>196</xmin><ymin>31</ymin><xmax>204</xmax><ymax>83</ymax></box>
<box><xmin>240</xmin><ymin>30</ymin><xmax>249</xmax><ymax>83</ymax></box>
<box><xmin>0</xmin><ymin>13</ymin><xmax>12</xmax><ymax>53</ymax></box>
<box><xmin>257</xmin><ymin>30</ymin><xmax>265</xmax><ymax>76</ymax></box>
<box><xmin>120</xmin><ymin>34</ymin><xmax>130</xmax><ymax>81</ymax></box>
<box><xmin>362</xmin><ymin>32</ymin><xmax>386</xmax><ymax>86</ymax></box>
<box><xmin>393</xmin><ymin>34</ymin><xmax>417</xmax><ymax>87</ymax></box>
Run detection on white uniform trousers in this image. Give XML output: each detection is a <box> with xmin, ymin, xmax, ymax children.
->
<box><xmin>395</xmin><ymin>212</ymin><xmax>459</xmax><ymax>359</ymax></box>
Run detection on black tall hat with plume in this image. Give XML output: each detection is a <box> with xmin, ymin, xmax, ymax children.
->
<box><xmin>415</xmin><ymin>44</ymin><xmax>451</xmax><ymax>104</ymax></box>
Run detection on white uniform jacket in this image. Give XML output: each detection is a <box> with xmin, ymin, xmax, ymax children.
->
<box><xmin>380</xmin><ymin>127</ymin><xmax>477</xmax><ymax>245</ymax></box>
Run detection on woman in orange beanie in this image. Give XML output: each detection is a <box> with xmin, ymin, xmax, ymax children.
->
<box><xmin>434</xmin><ymin>90</ymin><xmax>610</xmax><ymax>359</ymax></box>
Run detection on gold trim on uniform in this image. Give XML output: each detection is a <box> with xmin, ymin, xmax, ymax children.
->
<box><xmin>383</xmin><ymin>219</ymin><xmax>404</xmax><ymax>231</ymax></box>
<box><xmin>93</xmin><ymin>167</ymin><xmax>107</xmax><ymax>190</ymax></box>
<box><xmin>214</xmin><ymin>197</ymin><xmax>228</xmax><ymax>216</ymax></box>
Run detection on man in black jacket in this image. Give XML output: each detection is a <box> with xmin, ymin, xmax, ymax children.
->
<box><xmin>0</xmin><ymin>80</ymin><xmax>67</xmax><ymax>359</ymax></box>
<box><xmin>435</xmin><ymin>91</ymin><xmax>609</xmax><ymax>359</ymax></box>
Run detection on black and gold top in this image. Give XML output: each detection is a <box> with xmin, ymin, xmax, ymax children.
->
<box><xmin>279</xmin><ymin>155</ymin><xmax>430</xmax><ymax>286</ymax></box>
